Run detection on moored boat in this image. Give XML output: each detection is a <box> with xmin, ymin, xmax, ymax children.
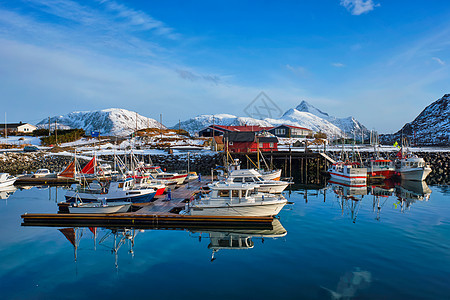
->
<box><xmin>395</xmin><ymin>155</ymin><xmax>432</xmax><ymax>181</ymax></box>
<box><xmin>225</xmin><ymin>169</ymin><xmax>289</xmax><ymax>193</ymax></box>
<box><xmin>0</xmin><ymin>173</ymin><xmax>18</xmax><ymax>188</ymax></box>
<box><xmin>328</xmin><ymin>162</ymin><xmax>367</xmax><ymax>187</ymax></box>
<box><xmin>65</xmin><ymin>178</ymin><xmax>156</xmax><ymax>203</ymax></box>
<box><xmin>32</xmin><ymin>169</ymin><xmax>57</xmax><ymax>178</ymax></box>
<box><xmin>180</xmin><ymin>181</ymin><xmax>287</xmax><ymax>217</ymax></box>
<box><xmin>67</xmin><ymin>199</ymin><xmax>132</xmax><ymax>214</ymax></box>
<box><xmin>367</xmin><ymin>159</ymin><xmax>395</xmax><ymax>180</ymax></box>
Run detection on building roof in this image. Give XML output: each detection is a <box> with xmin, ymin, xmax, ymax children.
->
<box><xmin>272</xmin><ymin>124</ymin><xmax>312</xmax><ymax>131</ymax></box>
<box><xmin>211</xmin><ymin>125</ymin><xmax>274</xmax><ymax>132</ymax></box>
<box><xmin>0</xmin><ymin>122</ymin><xmax>35</xmax><ymax>129</ymax></box>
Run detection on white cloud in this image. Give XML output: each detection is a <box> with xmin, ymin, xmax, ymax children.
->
<box><xmin>432</xmin><ymin>57</ymin><xmax>445</xmax><ymax>65</ymax></box>
<box><xmin>286</xmin><ymin>64</ymin><xmax>308</xmax><ymax>75</ymax></box>
<box><xmin>340</xmin><ymin>0</ymin><xmax>379</xmax><ymax>15</ymax></box>
<box><xmin>331</xmin><ymin>62</ymin><xmax>345</xmax><ymax>67</ymax></box>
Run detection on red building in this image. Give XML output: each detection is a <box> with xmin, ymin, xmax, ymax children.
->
<box><xmin>224</xmin><ymin>131</ymin><xmax>278</xmax><ymax>153</ymax></box>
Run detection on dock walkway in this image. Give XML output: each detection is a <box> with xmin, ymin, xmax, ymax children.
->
<box><xmin>21</xmin><ymin>178</ymin><xmax>273</xmax><ymax>229</ymax></box>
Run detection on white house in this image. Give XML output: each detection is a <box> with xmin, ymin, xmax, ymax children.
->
<box><xmin>0</xmin><ymin>122</ymin><xmax>37</xmax><ymax>134</ymax></box>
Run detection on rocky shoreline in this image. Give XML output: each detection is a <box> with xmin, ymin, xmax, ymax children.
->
<box><xmin>0</xmin><ymin>151</ymin><xmax>448</xmax><ymax>185</ymax></box>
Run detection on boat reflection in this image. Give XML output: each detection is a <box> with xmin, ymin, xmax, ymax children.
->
<box><xmin>370</xmin><ymin>181</ymin><xmax>395</xmax><ymax>221</ymax></box>
<box><xmin>190</xmin><ymin>219</ymin><xmax>287</xmax><ymax>261</ymax></box>
<box><xmin>395</xmin><ymin>180</ymin><xmax>432</xmax><ymax>212</ymax></box>
<box><xmin>329</xmin><ymin>180</ymin><xmax>367</xmax><ymax>223</ymax></box>
<box><xmin>56</xmin><ymin>219</ymin><xmax>287</xmax><ymax>268</ymax></box>
<box><xmin>0</xmin><ymin>185</ymin><xmax>17</xmax><ymax>200</ymax></box>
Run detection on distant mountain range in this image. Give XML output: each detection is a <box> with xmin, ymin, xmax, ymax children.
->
<box><xmin>380</xmin><ymin>94</ymin><xmax>450</xmax><ymax>146</ymax></box>
<box><xmin>173</xmin><ymin>100</ymin><xmax>369</xmax><ymax>139</ymax></box>
<box><xmin>36</xmin><ymin>108</ymin><xmax>164</xmax><ymax>136</ymax></box>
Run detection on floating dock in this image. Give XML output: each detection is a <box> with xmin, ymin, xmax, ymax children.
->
<box><xmin>15</xmin><ymin>175</ymin><xmax>78</xmax><ymax>185</ymax></box>
<box><xmin>21</xmin><ymin>178</ymin><xmax>274</xmax><ymax>229</ymax></box>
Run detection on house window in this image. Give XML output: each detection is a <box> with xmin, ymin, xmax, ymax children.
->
<box><xmin>270</xmin><ymin>143</ymin><xmax>274</xmax><ymax>148</ymax></box>
<box><xmin>274</xmin><ymin>128</ymin><xmax>285</xmax><ymax>135</ymax></box>
<box><xmin>259</xmin><ymin>143</ymin><xmax>263</xmax><ymax>148</ymax></box>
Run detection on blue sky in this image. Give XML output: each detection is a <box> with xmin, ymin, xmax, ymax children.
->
<box><xmin>0</xmin><ymin>0</ymin><xmax>449</xmax><ymax>132</ymax></box>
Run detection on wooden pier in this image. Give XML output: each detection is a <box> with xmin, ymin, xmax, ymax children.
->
<box><xmin>21</xmin><ymin>178</ymin><xmax>274</xmax><ymax>229</ymax></box>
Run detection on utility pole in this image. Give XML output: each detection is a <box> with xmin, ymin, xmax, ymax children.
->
<box><xmin>160</xmin><ymin>113</ymin><xmax>163</xmax><ymax>139</ymax></box>
<box><xmin>4</xmin><ymin>112</ymin><xmax>7</xmax><ymax>139</ymax></box>
<box><xmin>55</xmin><ymin>120</ymin><xmax>58</xmax><ymax>145</ymax></box>
<box><xmin>212</xmin><ymin>115</ymin><xmax>215</xmax><ymax>151</ymax></box>
<box><xmin>48</xmin><ymin>117</ymin><xmax>51</xmax><ymax>136</ymax></box>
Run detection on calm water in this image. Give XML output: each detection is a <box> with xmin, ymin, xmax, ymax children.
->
<box><xmin>0</xmin><ymin>182</ymin><xmax>449</xmax><ymax>300</ymax></box>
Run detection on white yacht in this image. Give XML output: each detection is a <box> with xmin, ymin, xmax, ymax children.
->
<box><xmin>0</xmin><ymin>173</ymin><xmax>17</xmax><ymax>188</ymax></box>
<box><xmin>65</xmin><ymin>178</ymin><xmax>156</xmax><ymax>203</ymax></box>
<box><xmin>0</xmin><ymin>173</ymin><xmax>17</xmax><ymax>187</ymax></box>
<box><xmin>395</xmin><ymin>155</ymin><xmax>432</xmax><ymax>181</ymax></box>
<box><xmin>32</xmin><ymin>169</ymin><xmax>57</xmax><ymax>178</ymax></box>
<box><xmin>226</xmin><ymin>169</ymin><xmax>289</xmax><ymax>193</ymax></box>
<box><xmin>67</xmin><ymin>198</ymin><xmax>132</xmax><ymax>214</ymax></box>
<box><xmin>180</xmin><ymin>181</ymin><xmax>287</xmax><ymax>217</ymax></box>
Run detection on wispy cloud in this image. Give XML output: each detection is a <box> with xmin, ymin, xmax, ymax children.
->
<box><xmin>331</xmin><ymin>62</ymin><xmax>345</xmax><ymax>67</ymax></box>
<box><xmin>286</xmin><ymin>64</ymin><xmax>308</xmax><ymax>76</ymax></box>
<box><xmin>176</xmin><ymin>69</ymin><xmax>221</xmax><ymax>85</ymax></box>
<box><xmin>432</xmin><ymin>57</ymin><xmax>445</xmax><ymax>65</ymax></box>
<box><xmin>340</xmin><ymin>0</ymin><xmax>379</xmax><ymax>15</ymax></box>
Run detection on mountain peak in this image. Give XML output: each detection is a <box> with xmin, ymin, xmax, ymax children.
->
<box><xmin>295</xmin><ymin>100</ymin><xmax>329</xmax><ymax>118</ymax></box>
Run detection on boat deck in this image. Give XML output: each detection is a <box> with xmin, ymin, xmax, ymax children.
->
<box><xmin>21</xmin><ymin>177</ymin><xmax>273</xmax><ymax>229</ymax></box>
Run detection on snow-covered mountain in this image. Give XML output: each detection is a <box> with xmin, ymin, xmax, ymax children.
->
<box><xmin>36</xmin><ymin>108</ymin><xmax>164</xmax><ymax>136</ymax></box>
<box><xmin>380</xmin><ymin>94</ymin><xmax>450</xmax><ymax>146</ymax></box>
<box><xmin>295</xmin><ymin>100</ymin><xmax>369</xmax><ymax>138</ymax></box>
<box><xmin>267</xmin><ymin>108</ymin><xmax>343</xmax><ymax>137</ymax></box>
<box><xmin>175</xmin><ymin>100</ymin><xmax>368</xmax><ymax>139</ymax></box>
<box><xmin>173</xmin><ymin>114</ymin><xmax>272</xmax><ymax>135</ymax></box>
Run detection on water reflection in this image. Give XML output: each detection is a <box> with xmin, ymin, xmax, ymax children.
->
<box><xmin>394</xmin><ymin>180</ymin><xmax>432</xmax><ymax>212</ymax></box>
<box><xmin>190</xmin><ymin>219</ymin><xmax>287</xmax><ymax>261</ymax></box>
<box><xmin>327</xmin><ymin>179</ymin><xmax>433</xmax><ymax>221</ymax></box>
<box><xmin>0</xmin><ymin>185</ymin><xmax>17</xmax><ymax>200</ymax></box>
<box><xmin>56</xmin><ymin>219</ymin><xmax>286</xmax><ymax>268</ymax></box>
<box><xmin>329</xmin><ymin>180</ymin><xmax>367</xmax><ymax>223</ymax></box>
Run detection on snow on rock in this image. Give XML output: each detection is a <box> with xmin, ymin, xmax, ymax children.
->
<box><xmin>173</xmin><ymin>114</ymin><xmax>272</xmax><ymax>134</ymax></box>
<box><xmin>36</xmin><ymin>108</ymin><xmax>164</xmax><ymax>136</ymax></box>
<box><xmin>380</xmin><ymin>94</ymin><xmax>450</xmax><ymax>146</ymax></box>
<box><xmin>295</xmin><ymin>100</ymin><xmax>369</xmax><ymax>138</ymax></box>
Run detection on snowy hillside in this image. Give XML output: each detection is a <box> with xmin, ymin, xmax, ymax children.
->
<box><xmin>36</xmin><ymin>108</ymin><xmax>164</xmax><ymax>136</ymax></box>
<box><xmin>173</xmin><ymin>114</ymin><xmax>272</xmax><ymax>134</ymax></box>
<box><xmin>380</xmin><ymin>94</ymin><xmax>450</xmax><ymax>146</ymax></box>
<box><xmin>175</xmin><ymin>100</ymin><xmax>369</xmax><ymax>139</ymax></box>
<box><xmin>267</xmin><ymin>109</ymin><xmax>344</xmax><ymax>137</ymax></box>
<box><xmin>295</xmin><ymin>101</ymin><xmax>369</xmax><ymax>138</ymax></box>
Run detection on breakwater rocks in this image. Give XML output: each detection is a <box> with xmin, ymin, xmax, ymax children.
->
<box><xmin>0</xmin><ymin>152</ymin><xmax>222</xmax><ymax>176</ymax></box>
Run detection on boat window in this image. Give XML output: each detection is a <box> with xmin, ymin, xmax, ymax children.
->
<box><xmin>218</xmin><ymin>190</ymin><xmax>230</xmax><ymax>197</ymax></box>
<box><xmin>234</xmin><ymin>177</ymin><xmax>243</xmax><ymax>183</ymax></box>
<box><xmin>118</xmin><ymin>183</ymin><xmax>124</xmax><ymax>188</ymax></box>
<box><xmin>255</xmin><ymin>177</ymin><xmax>263</xmax><ymax>182</ymax></box>
<box><xmin>232</xmin><ymin>190</ymin><xmax>239</xmax><ymax>198</ymax></box>
<box><xmin>244</xmin><ymin>177</ymin><xmax>254</xmax><ymax>182</ymax></box>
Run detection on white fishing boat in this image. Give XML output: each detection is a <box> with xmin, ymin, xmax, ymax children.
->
<box><xmin>395</xmin><ymin>155</ymin><xmax>432</xmax><ymax>181</ymax></box>
<box><xmin>68</xmin><ymin>198</ymin><xmax>132</xmax><ymax>214</ymax></box>
<box><xmin>144</xmin><ymin>166</ymin><xmax>187</xmax><ymax>185</ymax></box>
<box><xmin>225</xmin><ymin>169</ymin><xmax>289</xmax><ymax>193</ymax></box>
<box><xmin>185</xmin><ymin>172</ymin><xmax>199</xmax><ymax>182</ymax></box>
<box><xmin>328</xmin><ymin>162</ymin><xmax>367</xmax><ymax>187</ymax></box>
<box><xmin>259</xmin><ymin>169</ymin><xmax>282</xmax><ymax>181</ymax></box>
<box><xmin>65</xmin><ymin>178</ymin><xmax>156</xmax><ymax>203</ymax></box>
<box><xmin>0</xmin><ymin>173</ymin><xmax>17</xmax><ymax>188</ymax></box>
<box><xmin>180</xmin><ymin>181</ymin><xmax>287</xmax><ymax>217</ymax></box>
<box><xmin>32</xmin><ymin>169</ymin><xmax>57</xmax><ymax>178</ymax></box>
<box><xmin>0</xmin><ymin>185</ymin><xmax>17</xmax><ymax>199</ymax></box>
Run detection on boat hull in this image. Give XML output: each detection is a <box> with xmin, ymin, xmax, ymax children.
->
<box><xmin>257</xmin><ymin>183</ymin><xmax>289</xmax><ymax>194</ymax></box>
<box><xmin>185</xmin><ymin>200</ymin><xmax>287</xmax><ymax>217</ymax></box>
<box><xmin>0</xmin><ymin>178</ymin><xmax>17</xmax><ymax>188</ymax></box>
<box><xmin>400</xmin><ymin>167</ymin><xmax>432</xmax><ymax>181</ymax></box>
<box><xmin>260</xmin><ymin>169</ymin><xmax>281</xmax><ymax>181</ymax></box>
<box><xmin>65</xmin><ymin>190</ymin><xmax>156</xmax><ymax>203</ymax></box>
<box><xmin>68</xmin><ymin>202</ymin><xmax>131</xmax><ymax>214</ymax></box>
